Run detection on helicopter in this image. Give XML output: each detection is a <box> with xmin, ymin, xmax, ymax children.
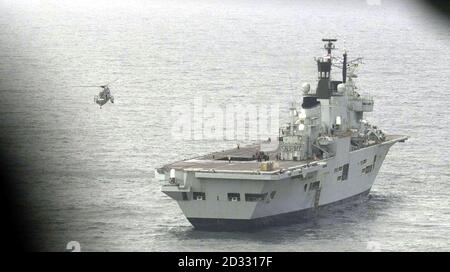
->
<box><xmin>76</xmin><ymin>79</ymin><xmax>117</xmax><ymax>108</ymax></box>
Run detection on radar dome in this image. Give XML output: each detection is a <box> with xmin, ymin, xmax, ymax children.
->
<box><xmin>301</xmin><ymin>83</ymin><xmax>310</xmax><ymax>94</ymax></box>
<box><xmin>337</xmin><ymin>83</ymin><xmax>346</xmax><ymax>94</ymax></box>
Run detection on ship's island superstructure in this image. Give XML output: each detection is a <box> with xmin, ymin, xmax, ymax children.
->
<box><xmin>155</xmin><ymin>39</ymin><xmax>407</xmax><ymax>230</ymax></box>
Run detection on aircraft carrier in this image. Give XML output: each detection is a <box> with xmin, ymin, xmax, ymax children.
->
<box><xmin>155</xmin><ymin>39</ymin><xmax>408</xmax><ymax>230</ymax></box>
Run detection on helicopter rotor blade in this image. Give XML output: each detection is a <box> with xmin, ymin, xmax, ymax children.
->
<box><xmin>73</xmin><ymin>78</ymin><xmax>119</xmax><ymax>88</ymax></box>
<box><xmin>103</xmin><ymin>78</ymin><xmax>119</xmax><ymax>87</ymax></box>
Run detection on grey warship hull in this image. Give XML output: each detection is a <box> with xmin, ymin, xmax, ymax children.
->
<box><xmin>156</xmin><ymin>39</ymin><xmax>407</xmax><ymax>231</ymax></box>
<box><xmin>187</xmin><ymin>189</ymin><xmax>371</xmax><ymax>231</ymax></box>
<box><xmin>157</xmin><ymin>135</ymin><xmax>406</xmax><ymax>230</ymax></box>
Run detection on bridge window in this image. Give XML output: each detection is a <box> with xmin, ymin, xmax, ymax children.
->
<box><xmin>245</xmin><ymin>193</ymin><xmax>267</xmax><ymax>202</ymax></box>
<box><xmin>227</xmin><ymin>193</ymin><xmax>240</xmax><ymax>202</ymax></box>
<box><xmin>193</xmin><ymin>192</ymin><xmax>206</xmax><ymax>200</ymax></box>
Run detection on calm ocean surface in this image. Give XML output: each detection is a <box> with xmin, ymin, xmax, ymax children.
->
<box><xmin>0</xmin><ymin>0</ymin><xmax>449</xmax><ymax>251</ymax></box>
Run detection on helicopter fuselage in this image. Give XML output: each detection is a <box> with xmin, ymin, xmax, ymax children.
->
<box><xmin>94</xmin><ymin>87</ymin><xmax>114</xmax><ymax>107</ymax></box>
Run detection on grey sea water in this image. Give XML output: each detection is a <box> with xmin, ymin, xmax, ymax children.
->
<box><xmin>0</xmin><ymin>0</ymin><xmax>449</xmax><ymax>251</ymax></box>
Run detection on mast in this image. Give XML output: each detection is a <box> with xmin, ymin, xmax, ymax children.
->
<box><xmin>323</xmin><ymin>38</ymin><xmax>337</xmax><ymax>55</ymax></box>
<box><xmin>316</xmin><ymin>39</ymin><xmax>337</xmax><ymax>99</ymax></box>
<box><xmin>342</xmin><ymin>50</ymin><xmax>347</xmax><ymax>83</ymax></box>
